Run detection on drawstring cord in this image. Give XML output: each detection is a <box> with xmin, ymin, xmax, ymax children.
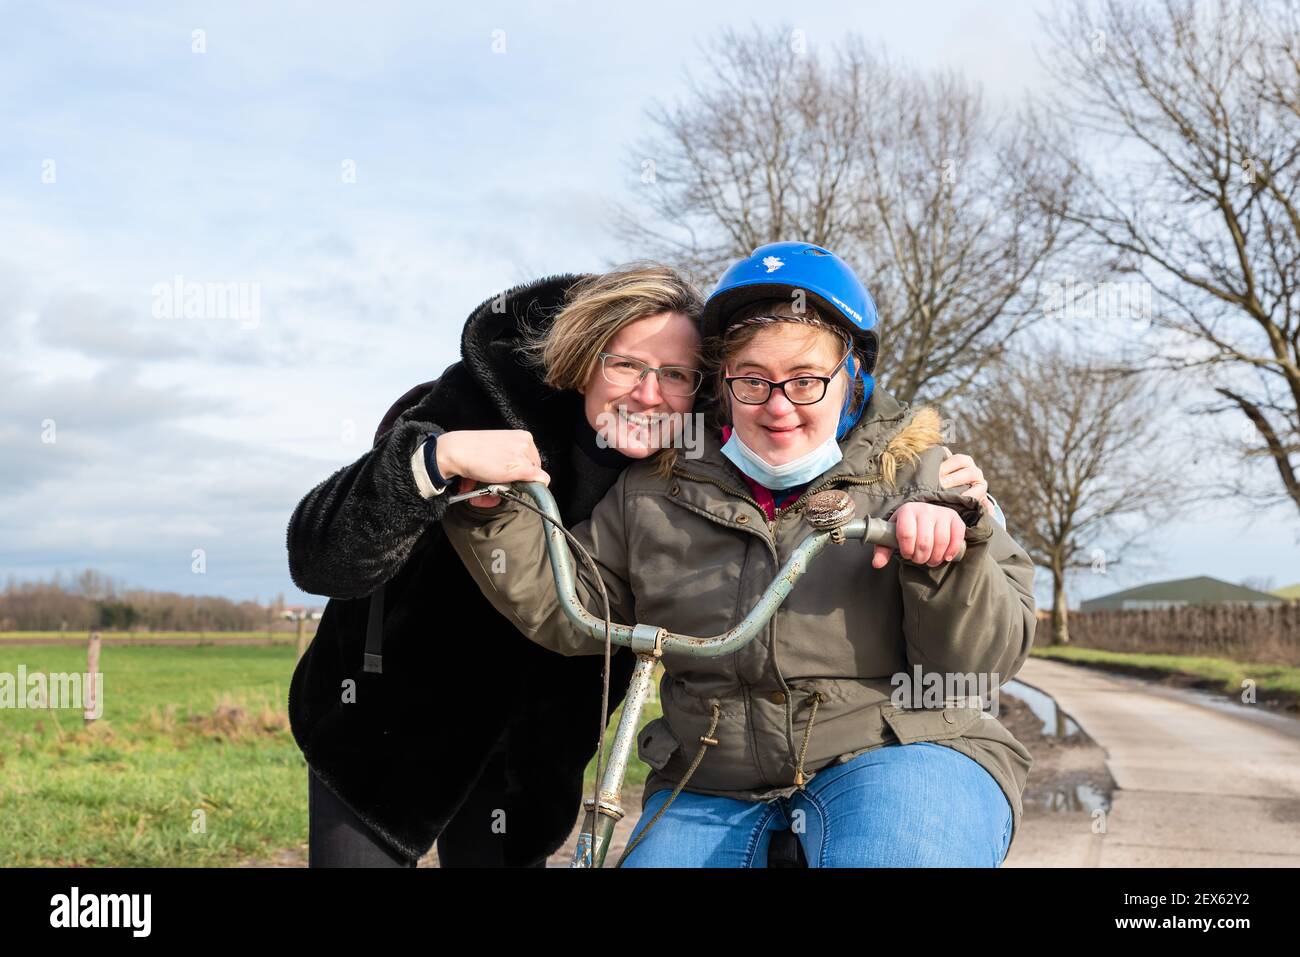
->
<box><xmin>619</xmin><ymin>689</ymin><xmax>825</xmax><ymax>863</ymax></box>
<box><xmin>793</xmin><ymin>692</ymin><xmax>826</xmax><ymax>788</ymax></box>
<box><xmin>615</xmin><ymin>701</ymin><xmax>722</xmax><ymax>868</ymax></box>
<box><xmin>620</xmin><ymin>689</ymin><xmax>823</xmax><ymax>865</ymax></box>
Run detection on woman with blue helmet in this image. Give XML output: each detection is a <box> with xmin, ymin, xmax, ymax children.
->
<box><xmin>445</xmin><ymin>242</ymin><xmax>1037</xmax><ymax>867</ymax></box>
<box><xmin>701</xmin><ymin>241</ymin><xmax>1002</xmax><ymax>528</ymax></box>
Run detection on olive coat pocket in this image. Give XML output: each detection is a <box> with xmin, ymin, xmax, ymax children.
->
<box><xmin>880</xmin><ymin>705</ymin><xmax>984</xmax><ymax>745</ymax></box>
<box><xmin>637</xmin><ymin>716</ymin><xmax>682</xmax><ymax>771</ymax></box>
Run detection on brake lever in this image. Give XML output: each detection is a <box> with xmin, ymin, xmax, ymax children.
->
<box><xmin>445</xmin><ymin>483</ymin><xmax>514</xmax><ymax>505</ymax></box>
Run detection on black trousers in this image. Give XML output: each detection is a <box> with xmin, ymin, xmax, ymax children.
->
<box><xmin>307</xmin><ymin>767</ymin><xmax>416</xmax><ymax>867</ymax></box>
<box><xmin>307</xmin><ymin>740</ymin><xmax>549</xmax><ymax>868</ymax></box>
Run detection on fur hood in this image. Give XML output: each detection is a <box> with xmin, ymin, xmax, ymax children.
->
<box><xmin>878</xmin><ymin>405</ymin><xmax>945</xmax><ymax>487</ymax></box>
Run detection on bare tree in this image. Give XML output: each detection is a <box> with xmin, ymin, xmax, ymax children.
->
<box><xmin>1036</xmin><ymin>0</ymin><xmax>1300</xmax><ymax>516</ymax></box>
<box><xmin>73</xmin><ymin>568</ymin><xmax>117</xmax><ymax>601</ymax></box>
<box><xmin>957</xmin><ymin>346</ymin><xmax>1179</xmax><ymax>645</ymax></box>
<box><xmin>616</xmin><ymin>25</ymin><xmax>1075</xmax><ymax>405</ymax></box>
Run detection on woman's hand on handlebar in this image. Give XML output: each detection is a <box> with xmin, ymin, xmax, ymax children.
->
<box><xmin>437</xmin><ymin>431</ymin><xmax>550</xmax><ymax>508</ymax></box>
<box><xmin>938</xmin><ymin>448</ymin><xmax>991</xmax><ymax>512</ymax></box>
<box><xmin>870</xmin><ymin>502</ymin><xmax>966</xmax><ymax>569</ymax></box>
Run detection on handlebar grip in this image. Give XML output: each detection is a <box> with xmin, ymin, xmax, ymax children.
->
<box><xmin>863</xmin><ymin>517</ymin><xmax>967</xmax><ymax>563</ymax></box>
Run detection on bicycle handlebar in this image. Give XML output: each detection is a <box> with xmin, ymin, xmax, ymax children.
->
<box><xmin>452</xmin><ymin>481</ymin><xmax>966</xmax><ymax>659</ymax></box>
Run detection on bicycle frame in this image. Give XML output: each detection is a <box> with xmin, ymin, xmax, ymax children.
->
<box><xmin>449</xmin><ymin>480</ymin><xmax>962</xmax><ymax>867</ymax></box>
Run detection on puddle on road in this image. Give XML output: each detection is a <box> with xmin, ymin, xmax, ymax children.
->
<box><xmin>1001</xmin><ymin>680</ymin><xmax>1114</xmax><ymax>815</ymax></box>
<box><xmin>1034</xmin><ymin>781</ymin><xmax>1111</xmax><ymax>814</ymax></box>
<box><xmin>1003</xmin><ymin>679</ymin><xmax>1082</xmax><ymax>738</ymax></box>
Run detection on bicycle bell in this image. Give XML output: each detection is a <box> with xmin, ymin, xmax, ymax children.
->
<box><xmin>805</xmin><ymin>489</ymin><xmax>856</xmax><ymax>544</ymax></box>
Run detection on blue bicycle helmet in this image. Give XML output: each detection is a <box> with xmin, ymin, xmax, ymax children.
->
<box><xmin>701</xmin><ymin>242</ymin><xmax>879</xmax><ymax>374</ymax></box>
<box><xmin>702</xmin><ymin>242</ymin><xmax>880</xmax><ymax>438</ymax></box>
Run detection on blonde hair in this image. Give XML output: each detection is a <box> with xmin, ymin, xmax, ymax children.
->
<box><xmin>520</xmin><ymin>262</ymin><xmax>704</xmax><ymax>481</ymax></box>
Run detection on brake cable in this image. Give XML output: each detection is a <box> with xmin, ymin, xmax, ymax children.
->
<box><xmin>451</xmin><ymin>484</ymin><xmax>615</xmax><ymax>866</ymax></box>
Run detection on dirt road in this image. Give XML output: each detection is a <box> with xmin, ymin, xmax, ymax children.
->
<box><xmin>1004</xmin><ymin>657</ymin><xmax>1300</xmax><ymax>867</ymax></box>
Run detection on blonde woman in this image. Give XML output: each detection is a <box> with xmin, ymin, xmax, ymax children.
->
<box><xmin>287</xmin><ymin>265</ymin><xmax>704</xmax><ymax>867</ymax></box>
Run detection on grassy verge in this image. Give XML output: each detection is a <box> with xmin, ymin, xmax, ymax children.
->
<box><xmin>0</xmin><ymin>644</ymin><xmax>304</xmax><ymax>866</ymax></box>
<box><xmin>1029</xmin><ymin>645</ymin><xmax>1300</xmax><ymax>711</ymax></box>
<box><xmin>0</xmin><ymin>631</ymin><xmax>305</xmax><ymax>642</ymax></box>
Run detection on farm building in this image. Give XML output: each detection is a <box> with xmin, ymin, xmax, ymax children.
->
<box><xmin>1080</xmin><ymin>576</ymin><xmax>1287</xmax><ymax>612</ymax></box>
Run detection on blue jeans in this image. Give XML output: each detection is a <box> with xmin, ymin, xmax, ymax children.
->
<box><xmin>621</xmin><ymin>741</ymin><xmax>1013</xmax><ymax>867</ymax></box>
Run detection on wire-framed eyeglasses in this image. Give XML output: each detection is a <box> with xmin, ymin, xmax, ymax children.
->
<box><xmin>599</xmin><ymin>352</ymin><xmax>704</xmax><ymax>396</ymax></box>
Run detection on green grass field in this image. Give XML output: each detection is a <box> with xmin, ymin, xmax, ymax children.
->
<box><xmin>0</xmin><ymin>644</ymin><xmax>305</xmax><ymax>866</ymax></box>
<box><xmin>0</xmin><ymin>643</ymin><xmax>662</xmax><ymax>866</ymax></box>
<box><xmin>0</xmin><ymin>631</ymin><xmax>304</xmax><ymax>641</ymax></box>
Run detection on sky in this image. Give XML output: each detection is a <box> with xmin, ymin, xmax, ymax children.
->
<box><xmin>1</xmin><ymin>0</ymin><xmax>1296</xmax><ymax>611</ymax></box>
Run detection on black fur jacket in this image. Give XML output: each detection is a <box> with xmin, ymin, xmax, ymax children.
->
<box><xmin>286</xmin><ymin>273</ymin><xmax>635</xmax><ymax>865</ymax></box>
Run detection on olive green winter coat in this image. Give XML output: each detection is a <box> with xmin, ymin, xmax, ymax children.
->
<box><xmin>442</xmin><ymin>387</ymin><xmax>1037</xmax><ymax>854</ymax></box>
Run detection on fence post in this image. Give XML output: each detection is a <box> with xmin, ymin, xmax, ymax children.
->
<box><xmin>85</xmin><ymin>630</ymin><xmax>101</xmax><ymax>723</ymax></box>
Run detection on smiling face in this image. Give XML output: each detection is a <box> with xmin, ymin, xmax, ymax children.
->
<box><xmin>578</xmin><ymin>310</ymin><xmax>702</xmax><ymax>458</ymax></box>
<box><xmin>725</xmin><ymin>322</ymin><xmax>850</xmax><ymax>466</ymax></box>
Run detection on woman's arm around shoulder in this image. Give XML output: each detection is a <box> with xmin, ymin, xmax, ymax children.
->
<box><xmin>886</xmin><ymin>444</ymin><xmax>1037</xmax><ymax>685</ymax></box>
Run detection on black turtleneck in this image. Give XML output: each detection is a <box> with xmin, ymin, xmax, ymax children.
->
<box><xmin>573</xmin><ymin>408</ymin><xmax>632</xmax><ymax>468</ymax></box>
<box><xmin>564</xmin><ymin>404</ymin><xmax>632</xmax><ymax>523</ymax></box>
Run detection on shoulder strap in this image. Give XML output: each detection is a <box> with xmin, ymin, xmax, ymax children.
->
<box><xmin>363</xmin><ymin>583</ymin><xmax>385</xmax><ymax>674</ymax></box>
<box><xmin>359</xmin><ymin>379</ymin><xmax>439</xmax><ymax>676</ymax></box>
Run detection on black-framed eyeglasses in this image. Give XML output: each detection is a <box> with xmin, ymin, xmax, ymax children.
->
<box><xmin>599</xmin><ymin>352</ymin><xmax>704</xmax><ymax>396</ymax></box>
<box><xmin>723</xmin><ymin>347</ymin><xmax>852</xmax><ymax>405</ymax></box>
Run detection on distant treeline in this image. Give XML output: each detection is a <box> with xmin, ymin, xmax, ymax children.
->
<box><xmin>0</xmin><ymin>569</ymin><xmax>299</xmax><ymax>633</ymax></box>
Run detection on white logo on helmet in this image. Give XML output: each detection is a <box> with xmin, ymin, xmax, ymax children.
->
<box><xmin>830</xmin><ymin>294</ymin><xmax>863</xmax><ymax>324</ymax></box>
<box><xmin>761</xmin><ymin>256</ymin><xmax>784</xmax><ymax>273</ymax></box>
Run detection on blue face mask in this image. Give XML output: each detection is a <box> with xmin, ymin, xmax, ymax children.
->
<box><xmin>721</xmin><ymin>343</ymin><xmax>876</xmax><ymax>489</ymax></box>
<box><xmin>721</xmin><ymin>427</ymin><xmax>843</xmax><ymax>489</ymax></box>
